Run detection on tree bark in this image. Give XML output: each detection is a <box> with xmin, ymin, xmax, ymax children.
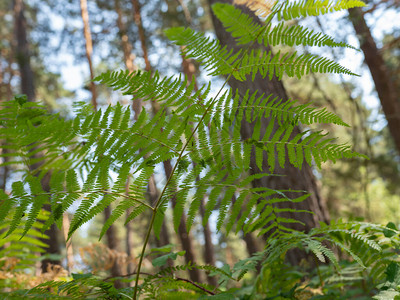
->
<box><xmin>115</xmin><ymin>0</ymin><xmax>136</xmax><ymax>73</ymax></box>
<box><xmin>104</xmin><ymin>206</ymin><xmax>123</xmax><ymax>288</ymax></box>
<box><xmin>115</xmin><ymin>0</ymin><xmax>172</xmax><ymax>270</ymax></box>
<box><xmin>180</xmin><ymin>30</ymin><xmax>217</xmax><ymax>285</ymax></box>
<box><xmin>348</xmin><ymin>7</ymin><xmax>400</xmax><ymax>155</ymax></box>
<box><xmin>163</xmin><ymin>160</ymin><xmax>202</xmax><ymax>282</ymax></box>
<box><xmin>13</xmin><ymin>0</ymin><xmax>62</xmax><ymax>272</ymax></box>
<box><xmin>207</xmin><ymin>0</ymin><xmax>330</xmax><ymax>265</ymax></box>
<box><xmin>13</xmin><ymin>0</ymin><xmax>35</xmax><ymax>102</ymax></box>
<box><xmin>80</xmin><ymin>0</ymin><xmax>97</xmax><ymax>108</ymax></box>
<box><xmin>130</xmin><ymin>0</ymin><xmax>200</xmax><ymax>280</ymax></box>
<box><xmin>62</xmin><ymin>213</ymin><xmax>74</xmax><ymax>273</ymax></box>
<box><xmin>131</xmin><ymin>0</ymin><xmax>151</xmax><ymax>72</ymax></box>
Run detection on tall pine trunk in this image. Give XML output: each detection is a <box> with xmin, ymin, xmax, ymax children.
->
<box><xmin>207</xmin><ymin>0</ymin><xmax>330</xmax><ymax>265</ymax></box>
<box><xmin>80</xmin><ymin>0</ymin><xmax>97</xmax><ymax>108</ymax></box>
<box><xmin>131</xmin><ymin>0</ymin><xmax>201</xmax><ymax>281</ymax></box>
<box><xmin>13</xmin><ymin>0</ymin><xmax>61</xmax><ymax>273</ymax></box>
<box><xmin>179</xmin><ymin>5</ymin><xmax>218</xmax><ymax>282</ymax></box>
<box><xmin>348</xmin><ymin>7</ymin><xmax>400</xmax><ymax>155</ymax></box>
<box><xmin>115</xmin><ymin>0</ymin><xmax>171</xmax><ymax>273</ymax></box>
<box><xmin>80</xmin><ymin>0</ymin><xmax>122</xmax><ymax>282</ymax></box>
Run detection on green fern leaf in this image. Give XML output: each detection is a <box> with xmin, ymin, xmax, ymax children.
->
<box><xmin>165</xmin><ymin>27</ymin><xmax>242</xmax><ymax>80</ymax></box>
<box><xmin>213</xmin><ymin>3</ymin><xmax>358</xmax><ymax>51</ymax></box>
<box><xmin>275</xmin><ymin>0</ymin><xmax>366</xmax><ymax>21</ymax></box>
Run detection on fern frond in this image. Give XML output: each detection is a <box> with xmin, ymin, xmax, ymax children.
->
<box><xmin>213</xmin><ymin>3</ymin><xmax>358</xmax><ymax>50</ymax></box>
<box><xmin>0</xmin><ymin>210</ymin><xmax>49</xmax><ymax>269</ymax></box>
<box><xmin>212</xmin><ymin>3</ymin><xmax>264</xmax><ymax>45</ymax></box>
<box><xmin>237</xmin><ymin>49</ymin><xmax>358</xmax><ymax>81</ymax></box>
<box><xmin>95</xmin><ymin>70</ymin><xmax>208</xmax><ymax>117</ymax></box>
<box><xmin>275</xmin><ymin>0</ymin><xmax>366</xmax><ymax>21</ymax></box>
<box><xmin>165</xmin><ymin>27</ymin><xmax>243</xmax><ymax>80</ymax></box>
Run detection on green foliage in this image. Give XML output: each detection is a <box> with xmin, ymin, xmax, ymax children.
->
<box><xmin>3</xmin><ymin>0</ymin><xmax>395</xmax><ymax>299</ymax></box>
<box><xmin>166</xmin><ymin>26</ymin><xmax>358</xmax><ymax>81</ymax></box>
<box><xmin>213</xmin><ymin>3</ymin><xmax>359</xmax><ymax>50</ymax></box>
<box><xmin>274</xmin><ymin>0</ymin><xmax>366</xmax><ymax>20</ymax></box>
<box><xmin>0</xmin><ymin>209</ymin><xmax>49</xmax><ymax>272</ymax></box>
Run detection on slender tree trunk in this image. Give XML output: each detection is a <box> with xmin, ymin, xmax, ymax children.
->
<box><xmin>130</xmin><ymin>0</ymin><xmax>200</xmax><ymax>281</ymax></box>
<box><xmin>13</xmin><ymin>0</ymin><xmax>62</xmax><ymax>272</ymax></box>
<box><xmin>13</xmin><ymin>0</ymin><xmax>34</xmax><ymax>102</ymax></box>
<box><xmin>115</xmin><ymin>0</ymin><xmax>171</xmax><ymax>271</ymax></box>
<box><xmin>348</xmin><ymin>7</ymin><xmax>400</xmax><ymax>155</ymax></box>
<box><xmin>131</xmin><ymin>0</ymin><xmax>151</xmax><ymax>72</ymax></box>
<box><xmin>0</xmin><ymin>66</ymin><xmax>10</xmax><ymax>192</ymax></box>
<box><xmin>115</xmin><ymin>0</ymin><xmax>135</xmax><ymax>73</ymax></box>
<box><xmin>182</xmin><ymin>50</ymin><xmax>217</xmax><ymax>286</ymax></box>
<box><xmin>80</xmin><ymin>0</ymin><xmax>97</xmax><ymax>108</ymax></box>
<box><xmin>80</xmin><ymin>1</ymin><xmax>122</xmax><ymax>283</ymax></box>
<box><xmin>208</xmin><ymin>0</ymin><xmax>330</xmax><ymax>265</ymax></box>
<box><xmin>62</xmin><ymin>213</ymin><xmax>74</xmax><ymax>273</ymax></box>
<box><xmin>176</xmin><ymin>1</ymin><xmax>218</xmax><ymax>285</ymax></box>
<box><xmin>115</xmin><ymin>0</ymin><xmax>136</xmax><ymax>274</ymax></box>
<box><xmin>104</xmin><ymin>206</ymin><xmax>123</xmax><ymax>288</ymax></box>
<box><xmin>163</xmin><ymin>160</ymin><xmax>202</xmax><ymax>282</ymax></box>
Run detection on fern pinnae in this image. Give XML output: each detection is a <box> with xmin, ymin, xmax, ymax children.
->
<box><xmin>212</xmin><ymin>3</ymin><xmax>266</xmax><ymax>46</ymax></box>
<box><xmin>172</xmin><ymin>188</ymin><xmax>190</xmax><ymax>234</ymax></box>
<box><xmin>23</xmin><ymin>175</ymin><xmax>48</xmax><ymax>237</ymax></box>
<box><xmin>236</xmin><ymin>193</ymin><xmax>259</xmax><ymax>234</ymax></box>
<box><xmin>165</xmin><ymin>27</ymin><xmax>242</xmax><ymax>79</ymax></box>
<box><xmin>186</xmin><ymin>178</ymin><xmax>209</xmax><ymax>232</ymax></box>
<box><xmin>216</xmin><ymin>187</ymin><xmax>236</xmax><ymax>232</ymax></box>
<box><xmin>244</xmin><ymin>202</ymin><xmax>274</xmax><ymax>233</ymax></box>
<box><xmin>0</xmin><ymin>190</ymin><xmax>15</xmax><ymax>224</ymax></box>
<box><xmin>6</xmin><ymin>181</ymin><xmax>31</xmax><ymax>237</ymax></box>
<box><xmin>68</xmin><ymin>193</ymin><xmax>101</xmax><ymax>237</ymax></box>
<box><xmin>203</xmin><ymin>176</ymin><xmax>227</xmax><ymax>226</ymax></box>
<box><xmin>237</xmin><ymin>50</ymin><xmax>359</xmax><ymax>81</ymax></box>
<box><xmin>263</xmin><ymin>21</ymin><xmax>358</xmax><ymax>50</ymax></box>
<box><xmin>275</xmin><ymin>0</ymin><xmax>366</xmax><ymax>21</ymax></box>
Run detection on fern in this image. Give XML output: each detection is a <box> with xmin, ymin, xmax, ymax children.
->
<box><xmin>213</xmin><ymin>3</ymin><xmax>358</xmax><ymax>50</ymax></box>
<box><xmin>274</xmin><ymin>0</ymin><xmax>366</xmax><ymax>21</ymax></box>
<box><xmin>0</xmin><ymin>209</ymin><xmax>49</xmax><ymax>269</ymax></box>
<box><xmin>0</xmin><ymin>1</ymin><xmax>376</xmax><ymax>299</ymax></box>
<box><xmin>166</xmin><ymin>26</ymin><xmax>357</xmax><ymax>81</ymax></box>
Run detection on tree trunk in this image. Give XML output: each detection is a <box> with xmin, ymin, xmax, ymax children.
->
<box><xmin>115</xmin><ymin>0</ymin><xmax>136</xmax><ymax>73</ymax></box>
<box><xmin>163</xmin><ymin>160</ymin><xmax>202</xmax><ymax>282</ymax></box>
<box><xmin>13</xmin><ymin>0</ymin><xmax>62</xmax><ymax>272</ymax></box>
<box><xmin>80</xmin><ymin>0</ymin><xmax>97</xmax><ymax>108</ymax></box>
<box><xmin>116</xmin><ymin>0</ymin><xmax>172</xmax><ymax>269</ymax></box>
<box><xmin>62</xmin><ymin>213</ymin><xmax>74</xmax><ymax>273</ymax></box>
<box><xmin>13</xmin><ymin>0</ymin><xmax>35</xmax><ymax>102</ymax></box>
<box><xmin>348</xmin><ymin>7</ymin><xmax>400</xmax><ymax>155</ymax></box>
<box><xmin>80</xmin><ymin>1</ymin><xmax>123</xmax><ymax>283</ymax></box>
<box><xmin>104</xmin><ymin>206</ymin><xmax>123</xmax><ymax>288</ymax></box>
<box><xmin>129</xmin><ymin>0</ymin><xmax>200</xmax><ymax>279</ymax></box>
<box><xmin>207</xmin><ymin>0</ymin><xmax>330</xmax><ymax>265</ymax></box>
<box><xmin>181</xmin><ymin>35</ymin><xmax>217</xmax><ymax>285</ymax></box>
<box><xmin>131</xmin><ymin>0</ymin><xmax>151</xmax><ymax>72</ymax></box>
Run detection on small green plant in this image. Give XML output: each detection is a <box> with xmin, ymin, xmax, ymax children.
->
<box><xmin>2</xmin><ymin>0</ymin><xmax>398</xmax><ymax>299</ymax></box>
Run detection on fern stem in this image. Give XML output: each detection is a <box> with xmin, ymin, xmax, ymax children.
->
<box><xmin>313</xmin><ymin>254</ymin><xmax>324</xmax><ymax>287</ymax></box>
<box><xmin>132</xmin><ymin>78</ymin><xmax>232</xmax><ymax>299</ymax></box>
<box><xmin>133</xmin><ymin>207</ymin><xmax>157</xmax><ymax>299</ymax></box>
